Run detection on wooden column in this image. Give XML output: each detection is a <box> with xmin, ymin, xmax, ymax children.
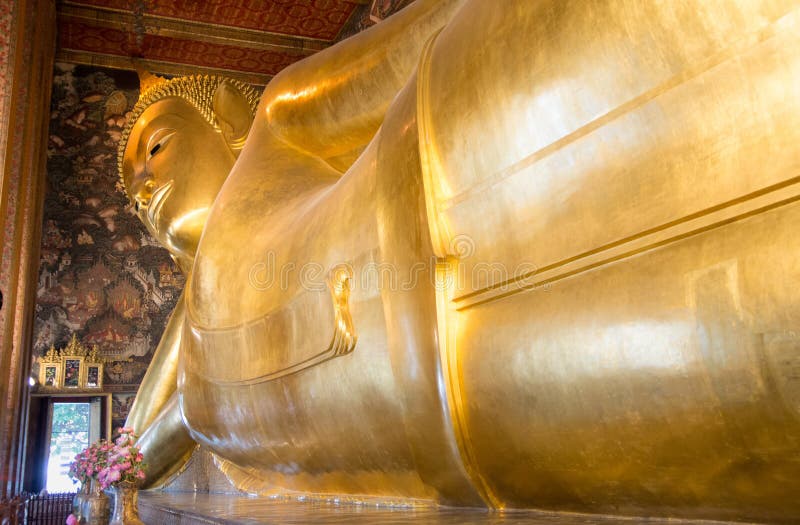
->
<box><xmin>0</xmin><ymin>0</ymin><xmax>56</xmax><ymax>503</ymax></box>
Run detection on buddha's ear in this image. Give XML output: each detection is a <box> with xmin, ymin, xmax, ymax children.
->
<box><xmin>212</xmin><ymin>80</ymin><xmax>254</xmax><ymax>154</ymax></box>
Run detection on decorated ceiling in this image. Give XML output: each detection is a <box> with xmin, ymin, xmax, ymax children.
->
<box><xmin>57</xmin><ymin>0</ymin><xmax>416</xmax><ymax>84</ymax></box>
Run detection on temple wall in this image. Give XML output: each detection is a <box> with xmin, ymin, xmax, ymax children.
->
<box><xmin>0</xmin><ymin>0</ymin><xmax>56</xmax><ymax>502</ymax></box>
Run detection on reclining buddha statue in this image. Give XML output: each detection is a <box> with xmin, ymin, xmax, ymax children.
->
<box><xmin>119</xmin><ymin>0</ymin><xmax>800</xmax><ymax>521</ymax></box>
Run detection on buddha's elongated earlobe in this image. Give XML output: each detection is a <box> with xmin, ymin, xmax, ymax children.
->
<box><xmin>212</xmin><ymin>80</ymin><xmax>254</xmax><ymax>154</ymax></box>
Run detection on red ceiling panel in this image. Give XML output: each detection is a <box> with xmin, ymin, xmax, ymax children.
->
<box><xmin>68</xmin><ymin>0</ymin><xmax>359</xmax><ymax>41</ymax></box>
<box><xmin>59</xmin><ymin>19</ymin><xmax>304</xmax><ymax>75</ymax></box>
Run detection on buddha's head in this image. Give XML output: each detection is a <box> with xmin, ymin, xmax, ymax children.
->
<box><xmin>118</xmin><ymin>74</ymin><xmax>259</xmax><ymax>269</ymax></box>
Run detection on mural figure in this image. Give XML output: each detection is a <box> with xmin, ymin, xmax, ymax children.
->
<box><xmin>112</xmin><ymin>392</ymin><xmax>137</xmax><ymax>431</ymax></box>
<box><xmin>86</xmin><ymin>366</ymin><xmax>99</xmax><ymax>387</ymax></box>
<box><xmin>63</xmin><ymin>359</ymin><xmax>80</xmax><ymax>388</ymax></box>
<box><xmin>120</xmin><ymin>0</ymin><xmax>800</xmax><ymax>522</ymax></box>
<box><xmin>44</xmin><ymin>367</ymin><xmax>56</xmax><ymax>387</ymax></box>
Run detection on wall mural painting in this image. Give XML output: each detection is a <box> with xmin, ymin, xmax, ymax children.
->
<box><xmin>337</xmin><ymin>0</ymin><xmax>417</xmax><ymax>40</ymax></box>
<box><xmin>111</xmin><ymin>392</ymin><xmax>137</xmax><ymax>432</ymax></box>
<box><xmin>33</xmin><ymin>63</ymin><xmax>183</xmax><ymax>393</ymax></box>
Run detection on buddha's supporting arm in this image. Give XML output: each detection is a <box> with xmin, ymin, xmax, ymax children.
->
<box><xmin>125</xmin><ymin>291</ymin><xmax>185</xmax><ymax>435</ymax></box>
<box><xmin>123</xmin><ymin>293</ymin><xmax>196</xmax><ymax>489</ymax></box>
<box><xmin>258</xmin><ymin>0</ymin><xmax>467</xmax><ymax>172</ymax></box>
<box><xmin>135</xmin><ymin>392</ymin><xmax>196</xmax><ymax>488</ymax></box>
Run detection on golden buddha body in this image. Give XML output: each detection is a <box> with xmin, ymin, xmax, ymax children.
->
<box><xmin>121</xmin><ymin>0</ymin><xmax>800</xmax><ymax>522</ymax></box>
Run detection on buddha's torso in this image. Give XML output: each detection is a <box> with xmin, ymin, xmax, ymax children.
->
<box><xmin>176</xmin><ymin>0</ymin><xmax>800</xmax><ymax>519</ymax></box>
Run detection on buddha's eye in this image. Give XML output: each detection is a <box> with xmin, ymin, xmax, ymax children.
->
<box><xmin>146</xmin><ymin>129</ymin><xmax>176</xmax><ymax>161</ymax></box>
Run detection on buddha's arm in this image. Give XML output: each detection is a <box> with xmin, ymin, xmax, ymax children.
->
<box><xmin>258</xmin><ymin>0</ymin><xmax>466</xmax><ymax>172</ymax></box>
<box><xmin>135</xmin><ymin>392</ymin><xmax>196</xmax><ymax>488</ymax></box>
<box><xmin>125</xmin><ymin>291</ymin><xmax>185</xmax><ymax>435</ymax></box>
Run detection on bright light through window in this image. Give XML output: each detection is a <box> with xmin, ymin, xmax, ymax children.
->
<box><xmin>46</xmin><ymin>403</ymin><xmax>90</xmax><ymax>492</ymax></box>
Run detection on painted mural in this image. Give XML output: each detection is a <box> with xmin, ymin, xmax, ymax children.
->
<box><xmin>111</xmin><ymin>392</ymin><xmax>137</xmax><ymax>432</ymax></box>
<box><xmin>33</xmin><ymin>63</ymin><xmax>182</xmax><ymax>396</ymax></box>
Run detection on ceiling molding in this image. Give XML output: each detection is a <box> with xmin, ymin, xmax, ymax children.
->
<box><xmin>55</xmin><ymin>49</ymin><xmax>274</xmax><ymax>86</ymax></box>
<box><xmin>60</xmin><ymin>0</ymin><xmax>357</xmax><ymax>42</ymax></box>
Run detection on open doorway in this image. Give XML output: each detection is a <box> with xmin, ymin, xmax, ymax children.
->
<box><xmin>25</xmin><ymin>395</ymin><xmax>110</xmax><ymax>493</ymax></box>
<box><xmin>46</xmin><ymin>401</ymin><xmax>97</xmax><ymax>491</ymax></box>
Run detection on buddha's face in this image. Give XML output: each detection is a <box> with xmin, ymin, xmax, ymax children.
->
<box><xmin>122</xmin><ymin>97</ymin><xmax>236</xmax><ymax>262</ymax></box>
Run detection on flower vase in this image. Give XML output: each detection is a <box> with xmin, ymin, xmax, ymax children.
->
<box><xmin>109</xmin><ymin>481</ymin><xmax>144</xmax><ymax>525</ymax></box>
<box><xmin>81</xmin><ymin>480</ymin><xmax>110</xmax><ymax>525</ymax></box>
<box><xmin>72</xmin><ymin>483</ymin><xmax>90</xmax><ymax>524</ymax></box>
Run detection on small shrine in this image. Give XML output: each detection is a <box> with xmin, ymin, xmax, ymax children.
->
<box><xmin>36</xmin><ymin>334</ymin><xmax>104</xmax><ymax>391</ymax></box>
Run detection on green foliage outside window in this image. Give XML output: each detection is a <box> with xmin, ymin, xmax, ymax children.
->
<box><xmin>52</xmin><ymin>403</ymin><xmax>90</xmax><ymax>434</ymax></box>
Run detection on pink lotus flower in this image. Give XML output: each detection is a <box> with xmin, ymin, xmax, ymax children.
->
<box><xmin>66</xmin><ymin>514</ymin><xmax>78</xmax><ymax>525</ymax></box>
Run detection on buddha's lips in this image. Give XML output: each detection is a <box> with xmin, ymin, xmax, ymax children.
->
<box><xmin>147</xmin><ymin>179</ymin><xmax>174</xmax><ymax>229</ymax></box>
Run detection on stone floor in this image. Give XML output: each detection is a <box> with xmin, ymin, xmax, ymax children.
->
<box><xmin>137</xmin><ymin>493</ymin><xmax>756</xmax><ymax>525</ymax></box>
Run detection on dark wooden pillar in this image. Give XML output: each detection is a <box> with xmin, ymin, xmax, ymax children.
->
<box><xmin>0</xmin><ymin>0</ymin><xmax>56</xmax><ymax>506</ymax></box>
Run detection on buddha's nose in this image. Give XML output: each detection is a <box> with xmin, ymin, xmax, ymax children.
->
<box><xmin>133</xmin><ymin>179</ymin><xmax>156</xmax><ymax>212</ymax></box>
<box><xmin>134</xmin><ymin>193</ymin><xmax>150</xmax><ymax>213</ymax></box>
